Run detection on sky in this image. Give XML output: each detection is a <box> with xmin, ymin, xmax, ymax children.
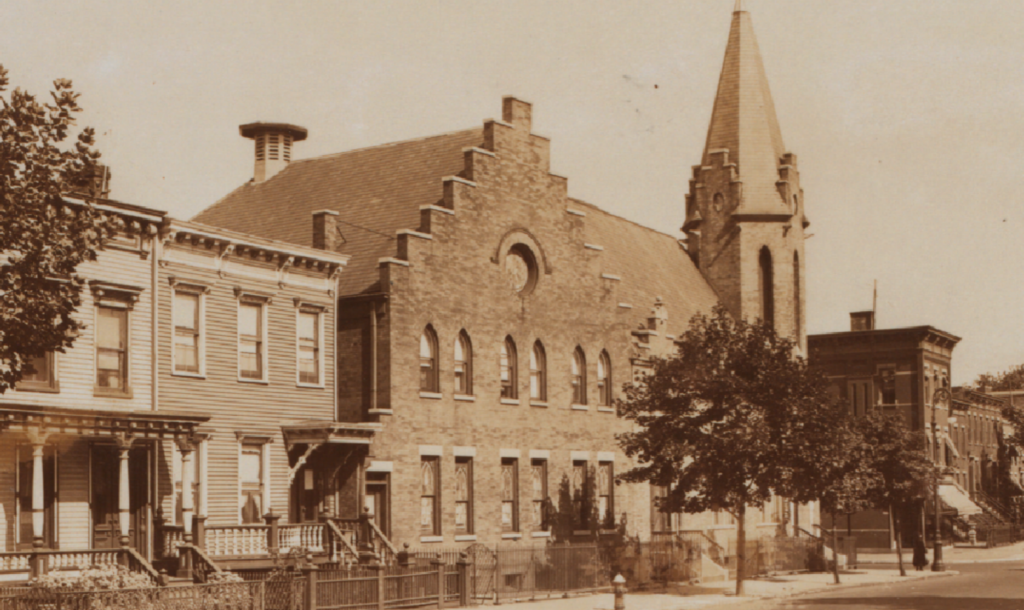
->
<box><xmin>3</xmin><ymin>0</ymin><xmax>1023</xmax><ymax>385</ymax></box>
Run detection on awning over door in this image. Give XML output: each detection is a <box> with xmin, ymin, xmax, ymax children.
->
<box><xmin>938</xmin><ymin>484</ymin><xmax>982</xmax><ymax>516</ymax></box>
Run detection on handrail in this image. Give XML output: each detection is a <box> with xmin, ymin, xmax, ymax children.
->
<box><xmin>183</xmin><ymin>544</ymin><xmax>223</xmax><ymax>583</ymax></box>
<box><xmin>326</xmin><ymin>519</ymin><xmax>360</xmax><ymax>563</ymax></box>
<box><xmin>367</xmin><ymin>519</ymin><xmax>399</xmax><ymax>561</ymax></box>
<box><xmin>698</xmin><ymin>531</ymin><xmax>725</xmax><ymax>553</ymax></box>
<box><xmin>123</xmin><ymin>547</ymin><xmax>162</xmax><ymax>583</ymax></box>
<box><xmin>798</xmin><ymin>526</ymin><xmax>821</xmax><ymax>540</ymax></box>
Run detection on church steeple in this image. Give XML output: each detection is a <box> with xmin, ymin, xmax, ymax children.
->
<box><xmin>684</xmin><ymin>3</ymin><xmax>808</xmax><ymax>352</ymax></box>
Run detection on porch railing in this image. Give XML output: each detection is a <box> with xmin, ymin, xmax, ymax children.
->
<box><xmin>0</xmin><ymin>548</ymin><xmax>159</xmax><ymax>581</ymax></box>
<box><xmin>279</xmin><ymin>525</ymin><xmax>325</xmax><ymax>554</ymax></box>
<box><xmin>206</xmin><ymin>526</ymin><xmax>271</xmax><ymax>557</ymax></box>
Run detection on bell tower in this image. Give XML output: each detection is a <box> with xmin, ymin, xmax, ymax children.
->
<box><xmin>683</xmin><ymin>1</ymin><xmax>808</xmax><ymax>352</ymax></box>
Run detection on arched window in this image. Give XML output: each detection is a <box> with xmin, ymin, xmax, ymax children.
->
<box><xmin>793</xmin><ymin>252</ymin><xmax>801</xmax><ymax>339</ymax></box>
<box><xmin>530</xmin><ymin>341</ymin><xmax>547</xmax><ymax>401</ymax></box>
<box><xmin>419</xmin><ymin>326</ymin><xmax>439</xmax><ymax>392</ymax></box>
<box><xmin>572</xmin><ymin>347</ymin><xmax>587</xmax><ymax>405</ymax></box>
<box><xmin>597</xmin><ymin>351</ymin><xmax>612</xmax><ymax>406</ymax></box>
<box><xmin>758</xmin><ymin>247</ymin><xmax>774</xmax><ymax>329</ymax></box>
<box><xmin>501</xmin><ymin>337</ymin><xmax>518</xmax><ymax>399</ymax></box>
<box><xmin>454</xmin><ymin>331</ymin><xmax>472</xmax><ymax>396</ymax></box>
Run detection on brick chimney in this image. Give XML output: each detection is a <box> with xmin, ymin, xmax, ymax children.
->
<box><xmin>850</xmin><ymin>311</ymin><xmax>875</xmax><ymax>332</ymax></box>
<box><xmin>239</xmin><ymin>122</ymin><xmax>308</xmax><ymax>183</ymax></box>
<box><xmin>312</xmin><ymin>210</ymin><xmax>343</xmax><ymax>251</ymax></box>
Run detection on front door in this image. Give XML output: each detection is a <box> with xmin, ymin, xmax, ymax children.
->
<box><xmin>365</xmin><ymin>472</ymin><xmax>389</xmax><ymax>538</ymax></box>
<box><xmin>91</xmin><ymin>444</ymin><xmax>149</xmax><ymax>553</ymax></box>
<box><xmin>292</xmin><ymin>466</ymin><xmax>324</xmax><ymax>523</ymax></box>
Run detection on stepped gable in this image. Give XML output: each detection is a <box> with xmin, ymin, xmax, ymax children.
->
<box><xmin>193</xmin><ymin>128</ymin><xmax>483</xmax><ymax>294</ymax></box>
<box><xmin>571</xmin><ymin>197</ymin><xmax>720</xmax><ymax>337</ymax></box>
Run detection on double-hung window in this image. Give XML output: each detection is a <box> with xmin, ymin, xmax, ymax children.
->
<box><xmin>239</xmin><ymin>443</ymin><xmax>264</xmax><ymax>524</ymax></box>
<box><xmin>96</xmin><ymin>306</ymin><xmax>129</xmax><ymax>392</ymax></box>
<box><xmin>18</xmin><ymin>352</ymin><xmax>58</xmax><ymax>392</ymax></box>
<box><xmin>501</xmin><ymin>338</ymin><xmax>518</xmax><ymax>399</ymax></box>
<box><xmin>297</xmin><ymin>308</ymin><xmax>322</xmax><ymax>385</ymax></box>
<box><xmin>597</xmin><ymin>461</ymin><xmax>614</xmax><ymax>528</ymax></box>
<box><xmin>420</xmin><ymin>327</ymin><xmax>439</xmax><ymax>393</ymax></box>
<box><xmin>530</xmin><ymin>342</ymin><xmax>546</xmax><ymax>401</ymax></box>
<box><xmin>531</xmin><ymin>459</ymin><xmax>548</xmax><ymax>529</ymax></box>
<box><xmin>420</xmin><ymin>457</ymin><xmax>440</xmax><ymax>535</ymax></box>
<box><xmin>454</xmin><ymin>332</ymin><xmax>472</xmax><ymax>395</ymax></box>
<box><xmin>572</xmin><ymin>460</ymin><xmax>587</xmax><ymax>528</ymax></box>
<box><xmin>455</xmin><ymin>457</ymin><xmax>473</xmax><ymax>534</ymax></box>
<box><xmin>238</xmin><ymin>299</ymin><xmax>266</xmax><ymax>381</ymax></box>
<box><xmin>501</xmin><ymin>458</ymin><xmax>519</xmax><ymax>533</ymax></box>
<box><xmin>572</xmin><ymin>347</ymin><xmax>587</xmax><ymax>405</ymax></box>
<box><xmin>174</xmin><ymin>291</ymin><xmax>202</xmax><ymax>374</ymax></box>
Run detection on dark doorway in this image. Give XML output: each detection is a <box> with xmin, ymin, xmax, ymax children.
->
<box><xmin>365</xmin><ymin>472</ymin><xmax>390</xmax><ymax>538</ymax></box>
<box><xmin>91</xmin><ymin>444</ymin><xmax>149</xmax><ymax>553</ymax></box>
<box><xmin>292</xmin><ymin>466</ymin><xmax>325</xmax><ymax>523</ymax></box>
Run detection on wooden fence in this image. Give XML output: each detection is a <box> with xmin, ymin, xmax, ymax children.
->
<box><xmin>4</xmin><ymin>582</ymin><xmax>264</xmax><ymax>610</ymax></box>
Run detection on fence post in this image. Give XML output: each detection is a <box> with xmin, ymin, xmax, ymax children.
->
<box><xmin>456</xmin><ymin>552</ymin><xmax>470</xmax><ymax>607</ymax></box>
<box><xmin>302</xmin><ymin>564</ymin><xmax>318</xmax><ymax>610</ymax></box>
<box><xmin>432</xmin><ymin>559</ymin><xmax>445</xmax><ymax>609</ymax></box>
<box><xmin>373</xmin><ymin>563</ymin><xmax>386</xmax><ymax>610</ymax></box>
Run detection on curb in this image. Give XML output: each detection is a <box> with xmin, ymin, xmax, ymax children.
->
<box><xmin>752</xmin><ymin>570</ymin><xmax>959</xmax><ymax>600</ymax></box>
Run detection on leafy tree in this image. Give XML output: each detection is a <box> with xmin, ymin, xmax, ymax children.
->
<box><xmin>857</xmin><ymin>410</ymin><xmax>936</xmax><ymax>577</ymax></box>
<box><xmin>616</xmin><ymin>304</ymin><xmax>837</xmax><ymax>595</ymax></box>
<box><xmin>0</xmin><ymin>64</ymin><xmax>114</xmax><ymax>392</ymax></box>
<box><xmin>974</xmin><ymin>364</ymin><xmax>1024</xmax><ymax>392</ymax></box>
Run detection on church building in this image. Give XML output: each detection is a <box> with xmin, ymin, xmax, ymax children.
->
<box><xmin>191</xmin><ymin>2</ymin><xmax>814</xmax><ymax>549</ymax></box>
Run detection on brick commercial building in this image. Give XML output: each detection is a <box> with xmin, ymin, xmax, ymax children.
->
<box><xmin>191</xmin><ymin>3</ymin><xmax>816</xmax><ymax>550</ymax></box>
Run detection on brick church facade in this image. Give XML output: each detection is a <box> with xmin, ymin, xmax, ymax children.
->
<box><xmin>192</xmin><ymin>4</ymin><xmax>816</xmax><ymax>549</ymax></box>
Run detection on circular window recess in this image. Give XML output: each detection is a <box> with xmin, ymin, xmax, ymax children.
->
<box><xmin>504</xmin><ymin>244</ymin><xmax>538</xmax><ymax>295</ymax></box>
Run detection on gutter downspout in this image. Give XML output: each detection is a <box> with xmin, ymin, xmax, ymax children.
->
<box><xmin>370</xmin><ymin>301</ymin><xmax>378</xmax><ymax>413</ymax></box>
<box><xmin>151</xmin><ymin>227</ymin><xmax>160</xmax><ymax>412</ymax></box>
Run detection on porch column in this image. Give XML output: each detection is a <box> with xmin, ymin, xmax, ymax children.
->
<box><xmin>115</xmin><ymin>434</ymin><xmax>135</xmax><ymax>547</ymax></box>
<box><xmin>25</xmin><ymin>429</ymin><xmax>50</xmax><ymax>549</ymax></box>
<box><xmin>176</xmin><ymin>437</ymin><xmax>196</xmax><ymax>542</ymax></box>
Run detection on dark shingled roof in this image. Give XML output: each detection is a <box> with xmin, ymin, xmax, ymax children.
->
<box><xmin>193</xmin><ymin>127</ymin><xmax>720</xmax><ymax>334</ymax></box>
<box><xmin>194</xmin><ymin>128</ymin><xmax>483</xmax><ymax>295</ymax></box>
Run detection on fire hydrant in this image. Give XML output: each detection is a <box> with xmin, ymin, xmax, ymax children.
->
<box><xmin>969</xmin><ymin>525</ymin><xmax>977</xmax><ymax>546</ymax></box>
<box><xmin>613</xmin><ymin>574</ymin><xmax>627</xmax><ymax>610</ymax></box>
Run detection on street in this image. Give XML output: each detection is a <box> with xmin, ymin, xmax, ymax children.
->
<box><xmin>746</xmin><ymin>561</ymin><xmax>1024</xmax><ymax>609</ymax></box>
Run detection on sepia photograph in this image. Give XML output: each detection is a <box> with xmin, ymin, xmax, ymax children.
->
<box><xmin>1</xmin><ymin>1</ymin><xmax>1023</xmax><ymax>608</ymax></box>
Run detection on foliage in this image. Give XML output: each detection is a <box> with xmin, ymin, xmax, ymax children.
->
<box><xmin>616</xmin><ymin>304</ymin><xmax>838</xmax><ymax>594</ymax></box>
<box><xmin>975</xmin><ymin>364</ymin><xmax>1024</xmax><ymax>392</ymax></box>
<box><xmin>31</xmin><ymin>564</ymin><xmax>154</xmax><ymax>591</ymax></box>
<box><xmin>204</xmin><ymin>571</ymin><xmax>244</xmax><ymax>584</ymax></box>
<box><xmin>0</xmin><ymin>63</ymin><xmax>116</xmax><ymax>392</ymax></box>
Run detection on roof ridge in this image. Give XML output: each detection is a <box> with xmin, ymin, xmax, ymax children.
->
<box><xmin>568</xmin><ymin>197</ymin><xmax>683</xmax><ymax>242</ymax></box>
<box><xmin>289</xmin><ymin>126</ymin><xmax>481</xmax><ymax>165</ymax></box>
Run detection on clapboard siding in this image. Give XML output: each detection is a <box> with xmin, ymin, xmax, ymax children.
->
<box><xmin>157</xmin><ymin>244</ymin><xmax>337</xmax><ymax>526</ymax></box>
<box><xmin>0</xmin><ymin>244</ymin><xmax>156</xmax><ymax>412</ymax></box>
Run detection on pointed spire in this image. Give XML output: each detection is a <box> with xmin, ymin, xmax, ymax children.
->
<box><xmin>703</xmin><ymin>6</ymin><xmax>789</xmax><ymax>215</ymax></box>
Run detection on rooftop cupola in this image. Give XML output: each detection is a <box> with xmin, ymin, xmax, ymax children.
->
<box><xmin>240</xmin><ymin>122</ymin><xmax>308</xmax><ymax>183</ymax></box>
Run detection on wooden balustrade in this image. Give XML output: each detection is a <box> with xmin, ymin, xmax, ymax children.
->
<box><xmin>162</xmin><ymin>528</ymin><xmax>187</xmax><ymax>558</ymax></box>
<box><xmin>205</xmin><ymin>525</ymin><xmax>270</xmax><ymax>557</ymax></box>
<box><xmin>0</xmin><ymin>553</ymin><xmax>31</xmax><ymax>573</ymax></box>
<box><xmin>279</xmin><ymin>524</ymin><xmax>325</xmax><ymax>553</ymax></box>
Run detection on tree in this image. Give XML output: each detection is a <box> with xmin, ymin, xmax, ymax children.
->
<box><xmin>0</xmin><ymin>64</ymin><xmax>114</xmax><ymax>392</ymax></box>
<box><xmin>616</xmin><ymin>304</ymin><xmax>838</xmax><ymax>595</ymax></box>
<box><xmin>974</xmin><ymin>364</ymin><xmax>1024</xmax><ymax>392</ymax></box>
<box><xmin>857</xmin><ymin>410</ymin><xmax>936</xmax><ymax>577</ymax></box>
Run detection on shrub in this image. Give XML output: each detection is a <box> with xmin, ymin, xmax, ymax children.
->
<box><xmin>31</xmin><ymin>564</ymin><xmax>155</xmax><ymax>591</ymax></box>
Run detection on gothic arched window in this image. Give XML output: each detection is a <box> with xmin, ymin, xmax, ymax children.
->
<box><xmin>454</xmin><ymin>331</ymin><xmax>472</xmax><ymax>396</ymax></box>
<box><xmin>530</xmin><ymin>341</ymin><xmax>547</xmax><ymax>402</ymax></box>
<box><xmin>501</xmin><ymin>337</ymin><xmax>518</xmax><ymax>399</ymax></box>
<box><xmin>597</xmin><ymin>351</ymin><xmax>612</xmax><ymax>407</ymax></box>
<box><xmin>420</xmin><ymin>326</ymin><xmax>439</xmax><ymax>392</ymax></box>
<box><xmin>759</xmin><ymin>247</ymin><xmax>774</xmax><ymax>329</ymax></box>
<box><xmin>572</xmin><ymin>347</ymin><xmax>587</xmax><ymax>405</ymax></box>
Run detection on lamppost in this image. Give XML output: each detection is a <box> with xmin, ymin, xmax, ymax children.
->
<box><xmin>932</xmin><ymin>386</ymin><xmax>951</xmax><ymax>572</ymax></box>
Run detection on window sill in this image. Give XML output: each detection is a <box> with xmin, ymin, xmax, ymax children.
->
<box><xmin>571</xmin><ymin>404</ymin><xmax>589</xmax><ymax>411</ymax></box>
<box><xmin>368</xmin><ymin>408</ymin><xmax>394</xmax><ymax>416</ymax></box>
<box><xmin>296</xmin><ymin>382</ymin><xmax>325</xmax><ymax>389</ymax></box>
<box><xmin>419</xmin><ymin>536</ymin><xmax>444</xmax><ymax>543</ymax></box>
<box><xmin>455</xmin><ymin>534</ymin><xmax>477</xmax><ymax>542</ymax></box>
<box><xmin>500</xmin><ymin>398</ymin><xmax>520</xmax><ymax>406</ymax></box>
<box><xmin>16</xmin><ymin>383</ymin><xmax>60</xmax><ymax>394</ymax></box>
<box><xmin>501</xmin><ymin>533</ymin><xmax>522</xmax><ymax>540</ymax></box>
<box><xmin>94</xmin><ymin>386</ymin><xmax>133</xmax><ymax>399</ymax></box>
<box><xmin>530</xmin><ymin>400</ymin><xmax>549</xmax><ymax>408</ymax></box>
<box><xmin>420</xmin><ymin>391</ymin><xmax>443</xmax><ymax>400</ymax></box>
<box><xmin>531</xmin><ymin>531</ymin><xmax>551</xmax><ymax>538</ymax></box>
<box><xmin>172</xmin><ymin>371</ymin><xmax>206</xmax><ymax>379</ymax></box>
<box><xmin>597</xmin><ymin>406</ymin><xmax>615</xmax><ymax>413</ymax></box>
<box><xmin>454</xmin><ymin>394</ymin><xmax>476</xmax><ymax>402</ymax></box>
<box><xmin>237</xmin><ymin>378</ymin><xmax>269</xmax><ymax>385</ymax></box>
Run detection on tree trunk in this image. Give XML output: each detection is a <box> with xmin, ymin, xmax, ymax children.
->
<box><xmin>893</xmin><ymin>506</ymin><xmax>906</xmax><ymax>577</ymax></box>
<box><xmin>735</xmin><ymin>504</ymin><xmax>746</xmax><ymax>596</ymax></box>
<box><xmin>831</xmin><ymin>510</ymin><xmax>840</xmax><ymax>584</ymax></box>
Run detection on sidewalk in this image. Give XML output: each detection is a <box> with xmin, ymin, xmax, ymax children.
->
<box><xmin>858</xmin><ymin>540</ymin><xmax>1024</xmax><ymax>564</ymax></box>
<box><xmin>480</xmin><ymin>570</ymin><xmax>954</xmax><ymax>610</ymax></box>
